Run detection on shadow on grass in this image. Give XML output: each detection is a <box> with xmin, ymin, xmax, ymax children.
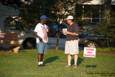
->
<box><xmin>44</xmin><ymin>56</ymin><xmax>59</xmax><ymax>64</ymax></box>
<box><xmin>77</xmin><ymin>57</ymin><xmax>84</xmax><ymax>66</ymax></box>
<box><xmin>71</xmin><ymin>57</ymin><xmax>84</xmax><ymax>66</ymax></box>
<box><xmin>86</xmin><ymin>64</ymin><xmax>97</xmax><ymax>68</ymax></box>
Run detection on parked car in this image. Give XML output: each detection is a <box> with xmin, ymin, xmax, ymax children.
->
<box><xmin>0</xmin><ymin>16</ymin><xmax>36</xmax><ymax>52</ymax></box>
<box><xmin>79</xmin><ymin>32</ymin><xmax>110</xmax><ymax>47</ymax></box>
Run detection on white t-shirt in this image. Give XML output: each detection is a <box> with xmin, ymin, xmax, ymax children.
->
<box><xmin>34</xmin><ymin>23</ymin><xmax>48</xmax><ymax>43</ymax></box>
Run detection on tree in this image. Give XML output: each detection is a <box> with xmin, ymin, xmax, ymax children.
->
<box><xmin>50</xmin><ymin>0</ymin><xmax>92</xmax><ymax>23</ymax></box>
<box><xmin>95</xmin><ymin>0</ymin><xmax>115</xmax><ymax>47</ymax></box>
<box><xmin>0</xmin><ymin>0</ymin><xmax>22</xmax><ymax>8</ymax></box>
<box><xmin>104</xmin><ymin>0</ymin><xmax>112</xmax><ymax>24</ymax></box>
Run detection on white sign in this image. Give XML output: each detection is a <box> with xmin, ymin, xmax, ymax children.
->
<box><xmin>83</xmin><ymin>47</ymin><xmax>96</xmax><ymax>58</ymax></box>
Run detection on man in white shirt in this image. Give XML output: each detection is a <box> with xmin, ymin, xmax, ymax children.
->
<box><xmin>34</xmin><ymin>15</ymin><xmax>49</xmax><ymax>66</ymax></box>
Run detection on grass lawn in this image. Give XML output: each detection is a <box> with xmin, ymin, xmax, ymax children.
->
<box><xmin>0</xmin><ymin>48</ymin><xmax>115</xmax><ymax>77</ymax></box>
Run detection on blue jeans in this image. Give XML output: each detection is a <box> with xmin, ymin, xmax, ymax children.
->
<box><xmin>36</xmin><ymin>42</ymin><xmax>47</xmax><ymax>54</ymax></box>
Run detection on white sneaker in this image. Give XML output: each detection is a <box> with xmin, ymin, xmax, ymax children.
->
<box><xmin>38</xmin><ymin>62</ymin><xmax>41</xmax><ymax>66</ymax></box>
<box><xmin>38</xmin><ymin>61</ymin><xmax>44</xmax><ymax>66</ymax></box>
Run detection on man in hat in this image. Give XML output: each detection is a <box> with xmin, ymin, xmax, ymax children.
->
<box><xmin>64</xmin><ymin>15</ymin><xmax>80</xmax><ymax>68</ymax></box>
<box><xmin>34</xmin><ymin>15</ymin><xmax>49</xmax><ymax>66</ymax></box>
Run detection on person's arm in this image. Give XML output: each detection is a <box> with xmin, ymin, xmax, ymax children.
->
<box><xmin>66</xmin><ymin>31</ymin><xmax>79</xmax><ymax>36</ymax></box>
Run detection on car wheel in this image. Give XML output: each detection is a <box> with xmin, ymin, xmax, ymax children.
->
<box><xmin>23</xmin><ymin>38</ymin><xmax>36</xmax><ymax>49</ymax></box>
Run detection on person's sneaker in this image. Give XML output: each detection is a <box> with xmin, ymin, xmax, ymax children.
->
<box><xmin>65</xmin><ymin>65</ymin><xmax>71</xmax><ymax>68</ymax></box>
<box><xmin>38</xmin><ymin>63</ymin><xmax>45</xmax><ymax>67</ymax></box>
<box><xmin>38</xmin><ymin>64</ymin><xmax>45</xmax><ymax>66</ymax></box>
<box><xmin>38</xmin><ymin>62</ymin><xmax>45</xmax><ymax>67</ymax></box>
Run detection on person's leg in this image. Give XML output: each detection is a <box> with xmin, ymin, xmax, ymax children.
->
<box><xmin>37</xmin><ymin>53</ymin><xmax>44</xmax><ymax>65</ymax></box>
<box><xmin>67</xmin><ymin>54</ymin><xmax>72</xmax><ymax>66</ymax></box>
<box><xmin>73</xmin><ymin>40</ymin><xmax>79</xmax><ymax>68</ymax></box>
<box><xmin>37</xmin><ymin>42</ymin><xmax>45</xmax><ymax>65</ymax></box>
<box><xmin>39</xmin><ymin>43</ymin><xmax>47</xmax><ymax>65</ymax></box>
<box><xmin>74</xmin><ymin>54</ymin><xmax>78</xmax><ymax>66</ymax></box>
<box><xmin>39</xmin><ymin>54</ymin><xmax>44</xmax><ymax>62</ymax></box>
<box><xmin>38</xmin><ymin>53</ymin><xmax>44</xmax><ymax>65</ymax></box>
<box><xmin>65</xmin><ymin>41</ymin><xmax>72</xmax><ymax>67</ymax></box>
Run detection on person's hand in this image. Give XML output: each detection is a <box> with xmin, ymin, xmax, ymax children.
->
<box><xmin>62</xmin><ymin>28</ymin><xmax>67</xmax><ymax>35</ymax></box>
<box><xmin>73</xmin><ymin>33</ymin><xmax>79</xmax><ymax>36</ymax></box>
<box><xmin>38</xmin><ymin>36</ymin><xmax>43</xmax><ymax>42</ymax></box>
<box><xmin>39</xmin><ymin>38</ymin><xmax>43</xmax><ymax>42</ymax></box>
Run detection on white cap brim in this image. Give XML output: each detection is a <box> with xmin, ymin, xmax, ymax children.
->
<box><xmin>66</xmin><ymin>15</ymin><xmax>74</xmax><ymax>20</ymax></box>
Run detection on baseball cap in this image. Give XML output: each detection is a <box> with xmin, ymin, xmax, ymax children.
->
<box><xmin>40</xmin><ymin>15</ymin><xmax>48</xmax><ymax>20</ymax></box>
<box><xmin>66</xmin><ymin>15</ymin><xmax>74</xmax><ymax>20</ymax></box>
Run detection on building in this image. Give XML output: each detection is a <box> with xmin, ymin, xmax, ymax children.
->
<box><xmin>76</xmin><ymin>0</ymin><xmax>114</xmax><ymax>25</ymax></box>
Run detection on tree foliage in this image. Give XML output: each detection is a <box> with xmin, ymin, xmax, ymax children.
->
<box><xmin>19</xmin><ymin>0</ymin><xmax>92</xmax><ymax>23</ymax></box>
<box><xmin>96</xmin><ymin>0</ymin><xmax>115</xmax><ymax>40</ymax></box>
<box><xmin>0</xmin><ymin>0</ymin><xmax>92</xmax><ymax>23</ymax></box>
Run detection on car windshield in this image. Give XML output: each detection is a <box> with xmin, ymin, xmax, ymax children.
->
<box><xmin>4</xmin><ymin>16</ymin><xmax>25</xmax><ymax>32</ymax></box>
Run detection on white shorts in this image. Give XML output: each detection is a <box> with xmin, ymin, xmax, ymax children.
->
<box><xmin>65</xmin><ymin>40</ymin><xmax>79</xmax><ymax>55</ymax></box>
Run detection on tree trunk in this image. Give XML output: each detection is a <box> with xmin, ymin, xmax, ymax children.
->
<box><xmin>104</xmin><ymin>0</ymin><xmax>112</xmax><ymax>24</ymax></box>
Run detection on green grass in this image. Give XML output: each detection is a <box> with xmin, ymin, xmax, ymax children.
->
<box><xmin>0</xmin><ymin>48</ymin><xmax>115</xmax><ymax>77</ymax></box>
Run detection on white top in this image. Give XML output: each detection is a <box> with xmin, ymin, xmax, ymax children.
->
<box><xmin>34</xmin><ymin>23</ymin><xmax>48</xmax><ymax>43</ymax></box>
